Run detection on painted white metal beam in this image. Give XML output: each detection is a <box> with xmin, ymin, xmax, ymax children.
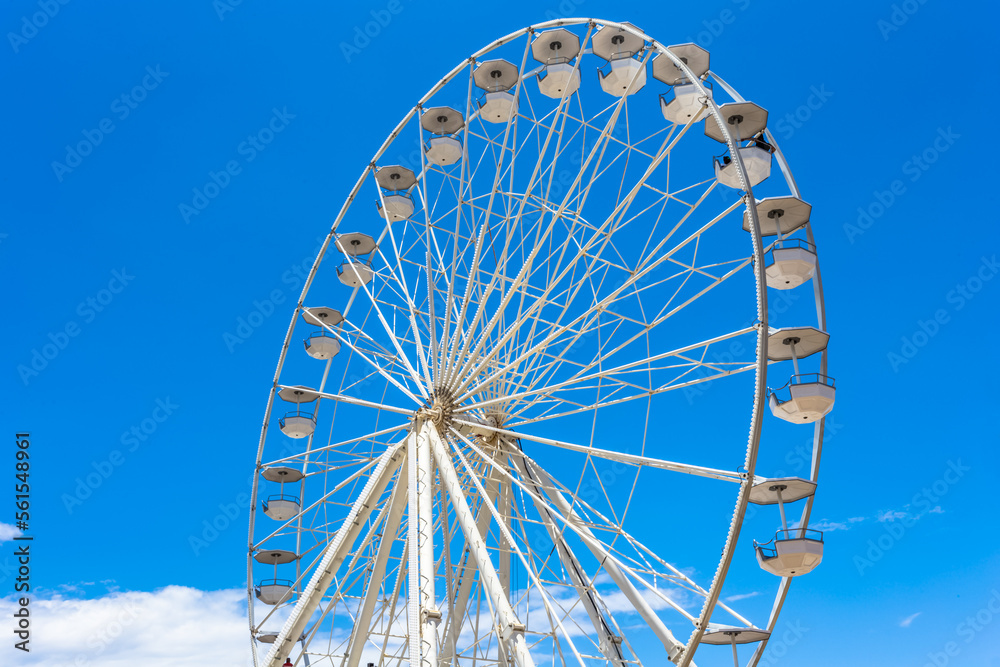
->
<box><xmin>429</xmin><ymin>426</ymin><xmax>535</xmax><ymax>667</ymax></box>
<box><xmin>264</xmin><ymin>442</ymin><xmax>405</xmax><ymax>667</ymax></box>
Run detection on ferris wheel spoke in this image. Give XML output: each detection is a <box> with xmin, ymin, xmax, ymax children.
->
<box><xmin>282</xmin><ymin>385</ymin><xmax>414</xmax><ymax>418</ymax></box>
<box><xmin>372</xmin><ymin>227</ymin><xmax>434</xmax><ymax>389</ymax></box>
<box><xmin>444</xmin><ymin>50</ymin><xmax>585</xmax><ymax>392</ymax></box>
<box><xmin>452</xmin><ymin>430</ymin><xmax>692</xmax><ymax>661</ymax></box>
<box><xmin>445</xmin><ymin>427</ymin><xmax>592</xmax><ymax>667</ymax></box>
<box><xmin>446</xmin><ymin>47</ymin><xmax>655</xmax><ymax>397</ymax></box>
<box><xmin>505</xmin><ymin>440</ymin><xmax>629</xmax><ymax>667</ymax></box>
<box><xmin>504</xmin><ymin>363</ymin><xmax>756</xmax><ymax>427</ymax></box>
<box><xmin>463</xmin><ymin>321</ymin><xmax>755</xmax><ymax>419</ymax></box>
<box><xmin>454</xmin><ymin>418</ymin><xmax>742</xmax><ymax>484</ymax></box>
<box><xmin>453</xmin><ymin>188</ymin><xmax>742</xmax><ymax>408</ymax></box>
<box><xmin>438</xmin><ymin>444</ymin><xmax>506</xmax><ymax>666</ymax></box>
<box><xmin>442</xmin><ymin>37</ymin><xmax>533</xmax><ymax>389</ymax></box>
<box><xmin>308</xmin><ymin>315</ymin><xmax>424</xmax><ymax>405</ymax></box>
<box><xmin>261</xmin><ymin>422</ymin><xmax>410</xmax><ymax>467</ymax></box>
<box><xmin>429</xmin><ymin>425</ymin><xmax>537</xmax><ymax>667</ymax></box>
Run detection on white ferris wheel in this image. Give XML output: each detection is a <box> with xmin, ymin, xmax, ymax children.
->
<box><xmin>247</xmin><ymin>18</ymin><xmax>834</xmax><ymax>667</ymax></box>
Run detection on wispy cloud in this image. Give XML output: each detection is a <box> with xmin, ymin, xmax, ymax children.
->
<box><xmin>0</xmin><ymin>523</ymin><xmax>22</xmax><ymax>543</ymax></box>
<box><xmin>900</xmin><ymin>612</ymin><xmax>921</xmax><ymax>627</ymax></box>
<box><xmin>810</xmin><ymin>519</ymin><xmax>849</xmax><ymax>532</ymax></box>
<box><xmin>725</xmin><ymin>591</ymin><xmax>760</xmax><ymax>602</ymax></box>
<box><xmin>878</xmin><ymin>509</ymin><xmax>909</xmax><ymax>523</ymax></box>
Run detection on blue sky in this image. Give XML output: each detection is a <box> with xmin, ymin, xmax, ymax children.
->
<box><xmin>3</xmin><ymin>0</ymin><xmax>999</xmax><ymax>665</ymax></box>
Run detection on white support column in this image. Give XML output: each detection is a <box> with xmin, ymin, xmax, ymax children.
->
<box><xmin>406</xmin><ymin>429</ymin><xmax>421</xmax><ymax>667</ymax></box>
<box><xmin>264</xmin><ymin>444</ymin><xmax>404</xmax><ymax>667</ymax></box>
<box><xmin>439</xmin><ymin>450</ymin><xmax>504</xmax><ymax>666</ymax></box>
<box><xmin>416</xmin><ymin>421</ymin><xmax>441</xmax><ymax>667</ymax></box>
<box><xmin>775</xmin><ymin>487</ymin><xmax>788</xmax><ymax>533</ymax></box>
<box><xmin>498</xmin><ymin>470</ymin><xmax>512</xmax><ymax>667</ymax></box>
<box><xmin>345</xmin><ymin>472</ymin><xmax>408</xmax><ymax>667</ymax></box>
<box><xmin>428</xmin><ymin>427</ymin><xmax>535</xmax><ymax>667</ymax></box>
<box><xmin>499</xmin><ymin>474</ymin><xmax>511</xmax><ymax>601</ymax></box>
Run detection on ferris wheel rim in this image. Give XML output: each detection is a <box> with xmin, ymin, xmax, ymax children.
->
<box><xmin>241</xmin><ymin>17</ymin><xmax>831</xmax><ymax>667</ymax></box>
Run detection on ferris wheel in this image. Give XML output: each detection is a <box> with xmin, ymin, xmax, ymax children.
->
<box><xmin>247</xmin><ymin>18</ymin><xmax>834</xmax><ymax>667</ymax></box>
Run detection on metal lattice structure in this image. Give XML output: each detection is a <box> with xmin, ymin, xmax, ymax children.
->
<box><xmin>247</xmin><ymin>18</ymin><xmax>832</xmax><ymax>667</ymax></box>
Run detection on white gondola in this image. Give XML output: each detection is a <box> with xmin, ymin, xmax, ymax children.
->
<box><xmin>277</xmin><ymin>386</ymin><xmax>319</xmax><ymax>438</ymax></box>
<box><xmin>531</xmin><ymin>29</ymin><xmax>581</xmax><ymax>99</ymax></box>
<box><xmin>301</xmin><ymin>307</ymin><xmax>343</xmax><ymax>359</ymax></box>
<box><xmin>255</xmin><ymin>579</ymin><xmax>294</xmax><ymax>605</ymax></box>
<box><xmin>742</xmin><ymin>197</ymin><xmax>817</xmax><ymax>288</ymax></box>
<box><xmin>374</xmin><ymin>165</ymin><xmax>417</xmax><ymax>221</ymax></box>
<box><xmin>704</xmin><ymin>102</ymin><xmax>771</xmax><ymax>189</ymax></box>
<box><xmin>337</xmin><ymin>260</ymin><xmax>373</xmax><ymax>287</ymax></box>
<box><xmin>702</xmin><ymin>627</ymin><xmax>771</xmax><ymax>667</ymax></box>
<box><xmin>421</xmin><ymin>106</ymin><xmax>465</xmax><ymax>165</ymax></box>
<box><xmin>756</xmin><ymin>529</ymin><xmax>824</xmax><ymax>576</ymax></box>
<box><xmin>660</xmin><ymin>83</ymin><xmax>711</xmax><ymax>124</ymax></box>
<box><xmin>750</xmin><ymin>477</ymin><xmax>824</xmax><ymax>577</ymax></box>
<box><xmin>261</xmin><ymin>465</ymin><xmax>304</xmax><ymax>521</ymax></box>
<box><xmin>253</xmin><ymin>549</ymin><xmax>298</xmax><ymax>606</ymax></box>
<box><xmin>765</xmin><ymin>239</ymin><xmax>817</xmax><ymax>289</ymax></box>
<box><xmin>377</xmin><ymin>194</ymin><xmax>414</xmax><ymax>221</ymax></box>
<box><xmin>593</xmin><ymin>24</ymin><xmax>646</xmax><ymax>97</ymax></box>
<box><xmin>474</xmin><ymin>60</ymin><xmax>518</xmax><ymax>123</ymax></box>
<box><xmin>767</xmin><ymin>328</ymin><xmax>834</xmax><ymax>423</ymax></box>
<box><xmin>653</xmin><ymin>44</ymin><xmax>711</xmax><ymax>124</ymax></box>
<box><xmin>335</xmin><ymin>231</ymin><xmax>378</xmax><ymax>287</ymax></box>
<box><xmin>304</xmin><ymin>332</ymin><xmax>341</xmax><ymax>359</ymax></box>
<box><xmin>652</xmin><ymin>43</ymin><xmax>710</xmax><ymax>86</ymax></box>
<box><xmin>768</xmin><ymin>374</ymin><xmax>835</xmax><ymax>423</ymax></box>
<box><xmin>742</xmin><ymin>197</ymin><xmax>812</xmax><ymax>237</ymax></box>
<box><xmin>715</xmin><ymin>139</ymin><xmax>774</xmax><ymax>189</ymax></box>
<box><xmin>263</xmin><ymin>494</ymin><xmax>301</xmax><ymax>521</ymax></box>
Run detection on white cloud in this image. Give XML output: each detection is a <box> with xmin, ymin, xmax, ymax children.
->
<box><xmin>878</xmin><ymin>510</ymin><xmax>909</xmax><ymax>523</ymax></box>
<box><xmin>724</xmin><ymin>591</ymin><xmax>759</xmax><ymax>602</ymax></box>
<box><xmin>810</xmin><ymin>519</ymin><xmax>849</xmax><ymax>532</ymax></box>
<box><xmin>0</xmin><ymin>586</ymin><xmax>251</xmax><ymax>666</ymax></box>
<box><xmin>0</xmin><ymin>522</ymin><xmax>22</xmax><ymax>543</ymax></box>
<box><xmin>899</xmin><ymin>612</ymin><xmax>921</xmax><ymax>627</ymax></box>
